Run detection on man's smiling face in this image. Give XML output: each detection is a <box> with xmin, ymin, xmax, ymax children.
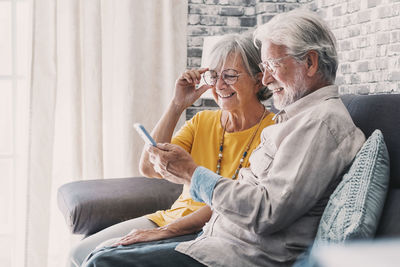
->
<box><xmin>261</xmin><ymin>41</ymin><xmax>310</xmax><ymax>110</ymax></box>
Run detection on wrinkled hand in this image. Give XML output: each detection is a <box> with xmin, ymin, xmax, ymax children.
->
<box><xmin>111</xmin><ymin>227</ymin><xmax>173</xmax><ymax>247</ymax></box>
<box><xmin>147</xmin><ymin>143</ymin><xmax>198</xmax><ymax>185</ymax></box>
<box><xmin>173</xmin><ymin>68</ymin><xmax>213</xmax><ymax>110</ymax></box>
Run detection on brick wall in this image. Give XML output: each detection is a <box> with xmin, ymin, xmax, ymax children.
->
<box><xmin>187</xmin><ymin>0</ymin><xmax>306</xmax><ymax>69</ymax></box>
<box><xmin>309</xmin><ymin>0</ymin><xmax>400</xmax><ymax>95</ymax></box>
<box><xmin>186</xmin><ymin>0</ymin><xmax>400</xmax><ymax>119</ymax></box>
<box><xmin>187</xmin><ymin>0</ymin><xmax>258</xmax><ymax>69</ymax></box>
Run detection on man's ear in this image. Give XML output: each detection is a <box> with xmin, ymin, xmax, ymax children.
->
<box><xmin>305</xmin><ymin>51</ymin><xmax>319</xmax><ymax>77</ymax></box>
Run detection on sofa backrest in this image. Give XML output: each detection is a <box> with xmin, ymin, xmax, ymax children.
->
<box><xmin>341</xmin><ymin>94</ymin><xmax>400</xmax><ymax>237</ymax></box>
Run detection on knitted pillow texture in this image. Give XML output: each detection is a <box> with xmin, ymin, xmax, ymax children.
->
<box><xmin>314</xmin><ymin>129</ymin><xmax>390</xmax><ymax>243</ymax></box>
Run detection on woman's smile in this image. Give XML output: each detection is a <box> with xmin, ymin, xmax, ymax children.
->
<box><xmin>217</xmin><ymin>91</ymin><xmax>236</xmax><ymax>99</ymax></box>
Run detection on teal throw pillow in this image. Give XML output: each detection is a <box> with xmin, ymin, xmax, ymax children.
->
<box><xmin>314</xmin><ymin>129</ymin><xmax>390</xmax><ymax>244</ymax></box>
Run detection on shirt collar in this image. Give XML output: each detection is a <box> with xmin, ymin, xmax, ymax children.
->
<box><xmin>279</xmin><ymin>85</ymin><xmax>339</xmax><ymax>120</ymax></box>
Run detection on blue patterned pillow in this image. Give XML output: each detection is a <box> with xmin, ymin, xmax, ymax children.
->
<box><xmin>314</xmin><ymin>129</ymin><xmax>390</xmax><ymax>243</ymax></box>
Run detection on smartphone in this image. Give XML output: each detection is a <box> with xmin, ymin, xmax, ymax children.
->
<box><xmin>133</xmin><ymin>123</ymin><xmax>157</xmax><ymax>146</ymax></box>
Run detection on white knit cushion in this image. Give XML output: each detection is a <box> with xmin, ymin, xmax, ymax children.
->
<box><xmin>315</xmin><ymin>129</ymin><xmax>390</xmax><ymax>243</ymax></box>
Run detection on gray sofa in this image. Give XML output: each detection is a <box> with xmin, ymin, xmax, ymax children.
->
<box><xmin>58</xmin><ymin>94</ymin><xmax>400</xmax><ymax>240</ymax></box>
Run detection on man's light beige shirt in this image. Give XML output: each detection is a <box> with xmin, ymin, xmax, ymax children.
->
<box><xmin>176</xmin><ymin>85</ymin><xmax>366</xmax><ymax>267</ymax></box>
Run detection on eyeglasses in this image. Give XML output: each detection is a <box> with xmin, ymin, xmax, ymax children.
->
<box><xmin>203</xmin><ymin>69</ymin><xmax>241</xmax><ymax>86</ymax></box>
<box><xmin>258</xmin><ymin>54</ymin><xmax>296</xmax><ymax>75</ymax></box>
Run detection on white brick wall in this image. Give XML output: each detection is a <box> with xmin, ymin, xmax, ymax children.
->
<box><xmin>311</xmin><ymin>0</ymin><xmax>400</xmax><ymax>94</ymax></box>
<box><xmin>186</xmin><ymin>0</ymin><xmax>400</xmax><ymax>117</ymax></box>
<box><xmin>187</xmin><ymin>0</ymin><xmax>258</xmax><ymax>70</ymax></box>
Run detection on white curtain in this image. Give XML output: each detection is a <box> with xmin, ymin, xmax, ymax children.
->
<box><xmin>25</xmin><ymin>0</ymin><xmax>187</xmax><ymax>266</ymax></box>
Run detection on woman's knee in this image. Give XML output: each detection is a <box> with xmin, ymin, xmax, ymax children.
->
<box><xmin>69</xmin><ymin>235</ymin><xmax>105</xmax><ymax>267</ymax></box>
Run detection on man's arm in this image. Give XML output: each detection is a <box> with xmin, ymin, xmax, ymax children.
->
<box><xmin>204</xmin><ymin>120</ymin><xmax>358</xmax><ymax>235</ymax></box>
<box><xmin>149</xmin><ymin>120</ymin><xmax>361</xmax><ymax>235</ymax></box>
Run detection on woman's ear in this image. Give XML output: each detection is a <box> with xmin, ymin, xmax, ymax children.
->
<box><xmin>305</xmin><ymin>51</ymin><xmax>319</xmax><ymax>77</ymax></box>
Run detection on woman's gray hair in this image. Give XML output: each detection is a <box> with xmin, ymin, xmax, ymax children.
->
<box><xmin>208</xmin><ymin>33</ymin><xmax>271</xmax><ymax>101</ymax></box>
<box><xmin>254</xmin><ymin>9</ymin><xmax>338</xmax><ymax>84</ymax></box>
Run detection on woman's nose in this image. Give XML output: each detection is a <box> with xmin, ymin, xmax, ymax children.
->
<box><xmin>215</xmin><ymin>75</ymin><xmax>227</xmax><ymax>89</ymax></box>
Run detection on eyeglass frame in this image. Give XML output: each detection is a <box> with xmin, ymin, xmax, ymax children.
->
<box><xmin>258</xmin><ymin>53</ymin><xmax>304</xmax><ymax>75</ymax></box>
<box><xmin>202</xmin><ymin>69</ymin><xmax>243</xmax><ymax>86</ymax></box>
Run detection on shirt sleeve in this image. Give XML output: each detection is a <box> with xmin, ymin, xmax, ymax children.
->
<box><xmin>209</xmin><ymin>119</ymin><xmax>362</xmax><ymax>235</ymax></box>
<box><xmin>171</xmin><ymin>112</ymin><xmax>200</xmax><ymax>153</ymax></box>
<box><xmin>190</xmin><ymin>166</ymin><xmax>221</xmax><ymax>204</ymax></box>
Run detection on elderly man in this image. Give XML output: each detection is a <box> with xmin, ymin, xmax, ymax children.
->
<box><xmin>83</xmin><ymin>9</ymin><xmax>365</xmax><ymax>267</ymax></box>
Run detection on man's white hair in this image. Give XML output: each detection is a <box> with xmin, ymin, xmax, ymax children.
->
<box><xmin>254</xmin><ymin>9</ymin><xmax>338</xmax><ymax>84</ymax></box>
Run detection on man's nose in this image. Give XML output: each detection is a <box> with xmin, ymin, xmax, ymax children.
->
<box><xmin>262</xmin><ymin>70</ymin><xmax>275</xmax><ymax>86</ymax></box>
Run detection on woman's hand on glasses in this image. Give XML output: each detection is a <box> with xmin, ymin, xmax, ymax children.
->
<box><xmin>173</xmin><ymin>68</ymin><xmax>213</xmax><ymax>110</ymax></box>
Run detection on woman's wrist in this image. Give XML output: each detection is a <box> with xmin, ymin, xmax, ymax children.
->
<box><xmin>170</xmin><ymin>99</ymin><xmax>187</xmax><ymax>113</ymax></box>
<box><xmin>162</xmin><ymin>221</ymin><xmax>195</xmax><ymax>237</ymax></box>
<box><xmin>160</xmin><ymin>224</ymin><xmax>183</xmax><ymax>237</ymax></box>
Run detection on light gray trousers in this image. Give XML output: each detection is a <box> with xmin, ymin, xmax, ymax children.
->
<box><xmin>68</xmin><ymin>216</ymin><xmax>157</xmax><ymax>267</ymax></box>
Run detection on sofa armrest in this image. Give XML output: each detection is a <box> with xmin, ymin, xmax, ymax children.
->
<box><xmin>57</xmin><ymin>177</ymin><xmax>182</xmax><ymax>236</ymax></box>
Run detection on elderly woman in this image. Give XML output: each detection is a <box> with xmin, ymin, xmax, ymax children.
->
<box><xmin>72</xmin><ymin>33</ymin><xmax>274</xmax><ymax>267</ymax></box>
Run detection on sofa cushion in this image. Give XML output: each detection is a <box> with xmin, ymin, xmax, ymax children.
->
<box><xmin>341</xmin><ymin>94</ymin><xmax>400</xmax><ymax>189</ymax></box>
<box><xmin>375</xmin><ymin>188</ymin><xmax>400</xmax><ymax>237</ymax></box>
<box><xmin>314</xmin><ymin>129</ymin><xmax>390</xmax><ymax>243</ymax></box>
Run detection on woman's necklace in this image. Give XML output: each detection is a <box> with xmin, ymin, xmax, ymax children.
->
<box><xmin>216</xmin><ymin>108</ymin><xmax>268</xmax><ymax>180</ymax></box>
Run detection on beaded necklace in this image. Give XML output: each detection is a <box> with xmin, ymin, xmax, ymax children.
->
<box><xmin>216</xmin><ymin>108</ymin><xmax>268</xmax><ymax>179</ymax></box>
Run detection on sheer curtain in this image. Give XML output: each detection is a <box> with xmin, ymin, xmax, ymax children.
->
<box><xmin>25</xmin><ymin>0</ymin><xmax>188</xmax><ymax>266</ymax></box>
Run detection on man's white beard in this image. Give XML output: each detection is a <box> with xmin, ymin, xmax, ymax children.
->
<box><xmin>273</xmin><ymin>68</ymin><xmax>310</xmax><ymax>110</ymax></box>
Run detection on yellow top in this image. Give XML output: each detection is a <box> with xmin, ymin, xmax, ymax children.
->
<box><xmin>146</xmin><ymin>109</ymin><xmax>275</xmax><ymax>226</ymax></box>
